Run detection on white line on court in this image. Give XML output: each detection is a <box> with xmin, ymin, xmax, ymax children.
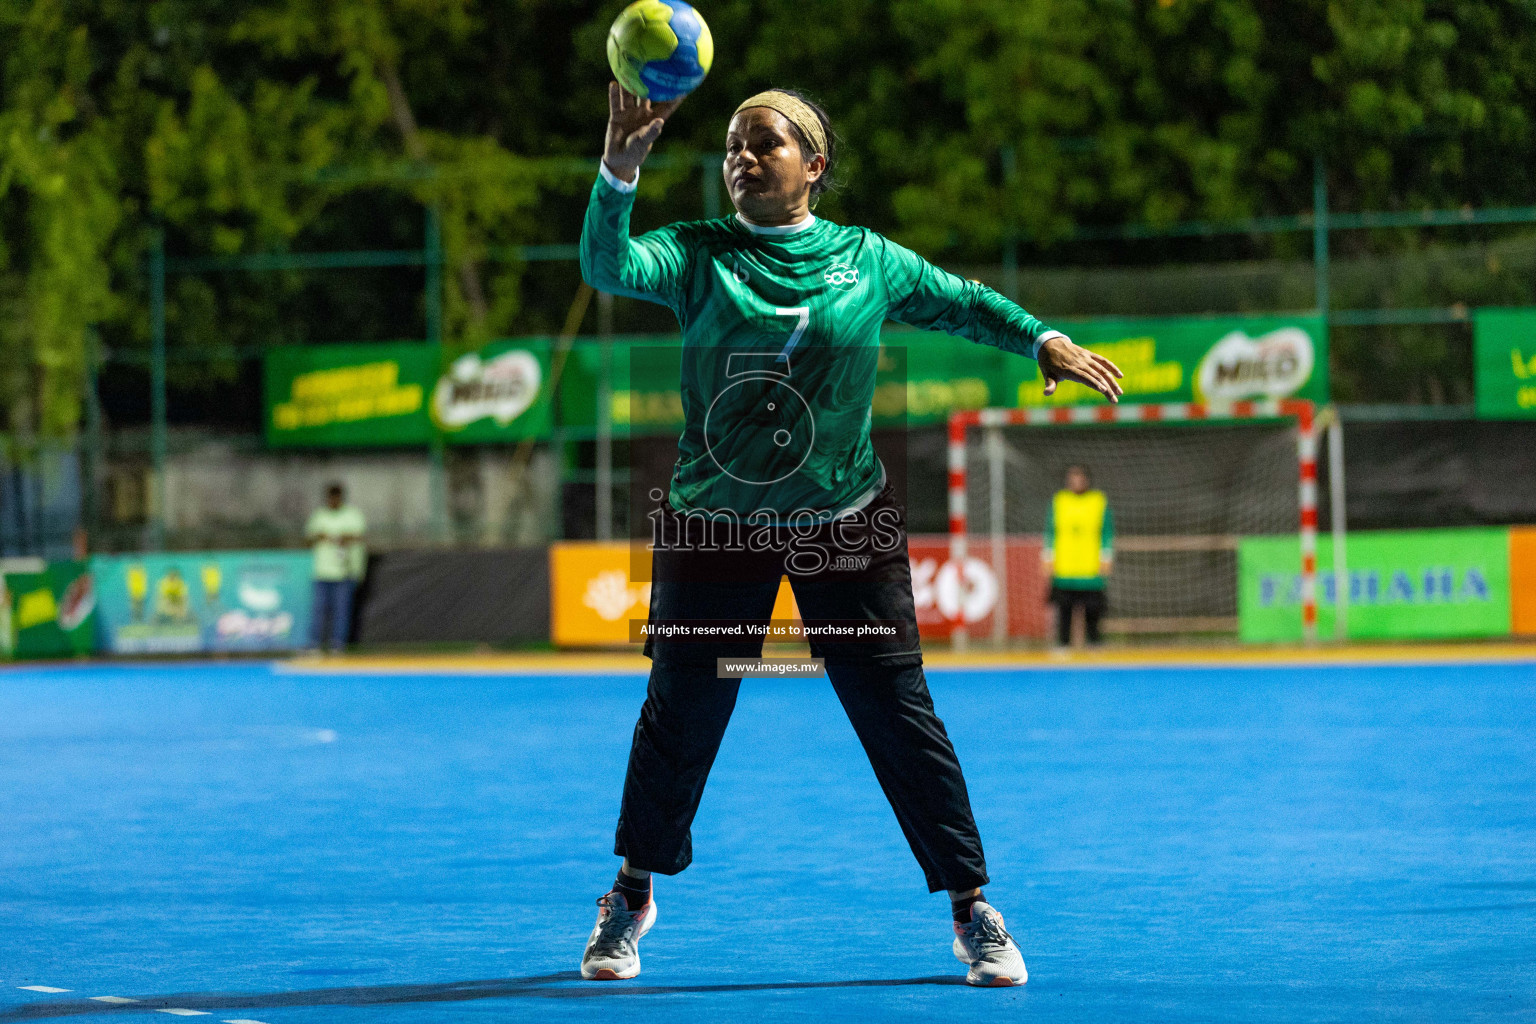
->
<box><xmin>18</xmin><ymin>983</ymin><xmax>262</xmax><ymax>1022</ymax></box>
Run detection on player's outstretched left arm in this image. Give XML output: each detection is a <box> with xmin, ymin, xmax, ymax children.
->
<box><xmin>878</xmin><ymin>234</ymin><xmax>1123</xmax><ymax>404</ymax></box>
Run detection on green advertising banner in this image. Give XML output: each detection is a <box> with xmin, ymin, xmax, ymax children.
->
<box><xmin>0</xmin><ymin>560</ymin><xmax>96</xmax><ymax>659</ymax></box>
<box><xmin>1473</xmin><ymin>308</ymin><xmax>1536</xmax><ymax>419</ymax></box>
<box><xmin>874</xmin><ymin>333</ymin><xmax>1014</xmax><ymax>427</ymax></box>
<box><xmin>560</xmin><ymin>333</ymin><xmax>1023</xmax><ymax>437</ymax></box>
<box><xmin>265</xmin><ymin>342</ymin><xmax>438</xmax><ymax>447</ymax></box>
<box><xmin>556</xmin><ymin>341</ymin><xmax>685</xmax><ymax>437</ymax></box>
<box><xmin>265</xmin><ymin>340</ymin><xmax>553</xmax><ymax>447</ymax></box>
<box><xmin>1238</xmin><ymin>528</ymin><xmax>1510</xmax><ymax>642</ymax></box>
<box><xmin>430</xmin><ymin>340</ymin><xmax>553</xmax><ymax>442</ymax></box>
<box><xmin>1010</xmin><ymin>314</ymin><xmax>1329</xmax><ymax>408</ymax></box>
<box><xmin>557</xmin><ymin>315</ymin><xmax>1328</xmax><ymax>438</ymax></box>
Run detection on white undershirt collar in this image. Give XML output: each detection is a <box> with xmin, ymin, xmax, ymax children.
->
<box><xmin>736</xmin><ymin>212</ymin><xmax>816</xmax><ymax>236</ymax></box>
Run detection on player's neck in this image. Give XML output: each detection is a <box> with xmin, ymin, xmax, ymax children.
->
<box><xmin>735</xmin><ymin>209</ymin><xmax>816</xmax><ymax>235</ymax></box>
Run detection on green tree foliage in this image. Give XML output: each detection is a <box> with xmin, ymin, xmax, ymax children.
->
<box><xmin>0</xmin><ymin>0</ymin><xmax>119</xmax><ymax>440</ymax></box>
<box><xmin>1</xmin><ymin>0</ymin><xmax>544</xmax><ymax>444</ymax></box>
<box><xmin>3</xmin><ymin>0</ymin><xmax>1535</xmax><ymax>437</ymax></box>
<box><xmin>577</xmin><ymin>0</ymin><xmax>1531</xmax><ymax>252</ymax></box>
<box><xmin>233</xmin><ymin>0</ymin><xmax>541</xmax><ymax>344</ymax></box>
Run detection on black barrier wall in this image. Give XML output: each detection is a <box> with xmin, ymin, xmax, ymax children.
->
<box><xmin>355</xmin><ymin>548</ymin><xmax>551</xmax><ymax>646</ymax></box>
<box><xmin>1337</xmin><ymin>420</ymin><xmax>1536</xmax><ymax>529</ymax></box>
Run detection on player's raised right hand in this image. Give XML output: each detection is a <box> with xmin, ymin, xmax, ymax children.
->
<box><xmin>603</xmin><ymin>82</ymin><xmax>681</xmax><ymax>184</ymax></box>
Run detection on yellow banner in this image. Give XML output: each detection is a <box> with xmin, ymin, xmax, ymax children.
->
<box><xmin>550</xmin><ymin>542</ymin><xmax>798</xmax><ymax>647</ymax></box>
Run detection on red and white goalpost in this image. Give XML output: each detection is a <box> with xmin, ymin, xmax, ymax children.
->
<box><xmin>946</xmin><ymin>399</ymin><xmax>1320</xmax><ymax>646</ymax></box>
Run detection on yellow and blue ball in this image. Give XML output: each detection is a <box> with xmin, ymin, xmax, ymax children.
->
<box><xmin>606</xmin><ymin>0</ymin><xmax>714</xmax><ymax>102</ymax></box>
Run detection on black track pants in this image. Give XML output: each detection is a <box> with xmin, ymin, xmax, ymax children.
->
<box><xmin>1050</xmin><ymin>585</ymin><xmax>1106</xmax><ymax>646</ymax></box>
<box><xmin>613</xmin><ymin>485</ymin><xmax>990</xmax><ymax>894</ymax></box>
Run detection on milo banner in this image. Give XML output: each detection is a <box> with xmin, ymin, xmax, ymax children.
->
<box><xmin>0</xmin><ymin>560</ymin><xmax>96</xmax><ymax>659</ymax></box>
<box><xmin>558</xmin><ymin>340</ymin><xmax>686</xmax><ymax>439</ymax></box>
<box><xmin>873</xmin><ymin>336</ymin><xmax>1006</xmax><ymax>427</ymax></box>
<box><xmin>1473</xmin><ymin>308</ymin><xmax>1536</xmax><ymax>419</ymax></box>
<box><xmin>560</xmin><ymin>335</ymin><xmax>1017</xmax><ymax>434</ymax></box>
<box><xmin>265</xmin><ymin>341</ymin><xmax>552</xmax><ymax>447</ymax></box>
<box><xmin>265</xmin><ymin>343</ymin><xmax>438</xmax><ymax>447</ymax></box>
<box><xmin>1238</xmin><ymin>528</ymin><xmax>1511</xmax><ymax>642</ymax></box>
<box><xmin>555</xmin><ymin>315</ymin><xmax>1328</xmax><ymax>438</ymax></box>
<box><xmin>1012</xmin><ymin>314</ymin><xmax>1329</xmax><ymax>408</ymax></box>
<box><xmin>91</xmin><ymin>551</ymin><xmax>313</xmax><ymax>654</ymax></box>
<box><xmin>430</xmin><ymin>340</ymin><xmax>554</xmax><ymax>442</ymax></box>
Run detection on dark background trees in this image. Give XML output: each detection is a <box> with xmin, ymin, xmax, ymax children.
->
<box><xmin>4</xmin><ymin>0</ymin><xmax>1535</xmax><ymax>438</ymax></box>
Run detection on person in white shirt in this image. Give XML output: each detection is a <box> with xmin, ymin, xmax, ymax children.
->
<box><xmin>305</xmin><ymin>483</ymin><xmax>366</xmax><ymax>652</ymax></box>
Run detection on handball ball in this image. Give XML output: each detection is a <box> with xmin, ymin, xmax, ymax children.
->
<box><xmin>606</xmin><ymin>0</ymin><xmax>714</xmax><ymax>102</ymax></box>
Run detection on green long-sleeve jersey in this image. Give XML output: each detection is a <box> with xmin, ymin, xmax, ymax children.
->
<box><xmin>580</xmin><ymin>170</ymin><xmax>1059</xmax><ymax>518</ymax></box>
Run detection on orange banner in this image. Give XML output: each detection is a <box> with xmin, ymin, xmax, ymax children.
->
<box><xmin>1511</xmin><ymin>528</ymin><xmax>1536</xmax><ymax>636</ymax></box>
<box><xmin>550</xmin><ymin>542</ymin><xmax>798</xmax><ymax>647</ymax></box>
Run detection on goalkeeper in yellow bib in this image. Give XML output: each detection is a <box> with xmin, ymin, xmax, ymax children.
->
<box><xmin>577</xmin><ymin>82</ymin><xmax>1124</xmax><ymax>986</ymax></box>
<box><xmin>1044</xmin><ymin>465</ymin><xmax>1115</xmax><ymax>649</ymax></box>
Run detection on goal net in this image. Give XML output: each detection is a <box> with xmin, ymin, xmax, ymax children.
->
<box><xmin>947</xmin><ymin>401</ymin><xmax>1319</xmax><ymax>645</ymax></box>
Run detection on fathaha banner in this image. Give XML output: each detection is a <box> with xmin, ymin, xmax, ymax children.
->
<box><xmin>1238</xmin><ymin>528</ymin><xmax>1512</xmax><ymax>642</ymax></box>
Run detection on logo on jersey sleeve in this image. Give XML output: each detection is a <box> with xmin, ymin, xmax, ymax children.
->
<box><xmin>824</xmin><ymin>262</ymin><xmax>860</xmax><ymax>289</ymax></box>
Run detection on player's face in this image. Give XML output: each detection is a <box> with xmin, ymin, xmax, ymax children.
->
<box><xmin>724</xmin><ymin>109</ymin><xmax>824</xmax><ymax>223</ymax></box>
<box><xmin>1066</xmin><ymin>468</ymin><xmax>1089</xmax><ymax>493</ymax></box>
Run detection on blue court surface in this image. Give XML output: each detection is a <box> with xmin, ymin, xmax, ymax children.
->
<box><xmin>3</xmin><ymin>657</ymin><xmax>1535</xmax><ymax>1022</ymax></box>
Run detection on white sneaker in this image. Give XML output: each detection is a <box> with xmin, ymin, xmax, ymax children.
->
<box><xmin>580</xmin><ymin>890</ymin><xmax>657</xmax><ymax>980</ymax></box>
<box><xmin>952</xmin><ymin>901</ymin><xmax>1028</xmax><ymax>986</ymax></box>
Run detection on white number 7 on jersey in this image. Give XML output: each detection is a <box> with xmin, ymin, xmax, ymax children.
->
<box><xmin>773</xmin><ymin>306</ymin><xmax>810</xmax><ymax>363</ymax></box>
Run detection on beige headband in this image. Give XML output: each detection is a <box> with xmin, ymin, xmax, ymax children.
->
<box><xmin>733</xmin><ymin>90</ymin><xmax>828</xmax><ymax>161</ymax></box>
